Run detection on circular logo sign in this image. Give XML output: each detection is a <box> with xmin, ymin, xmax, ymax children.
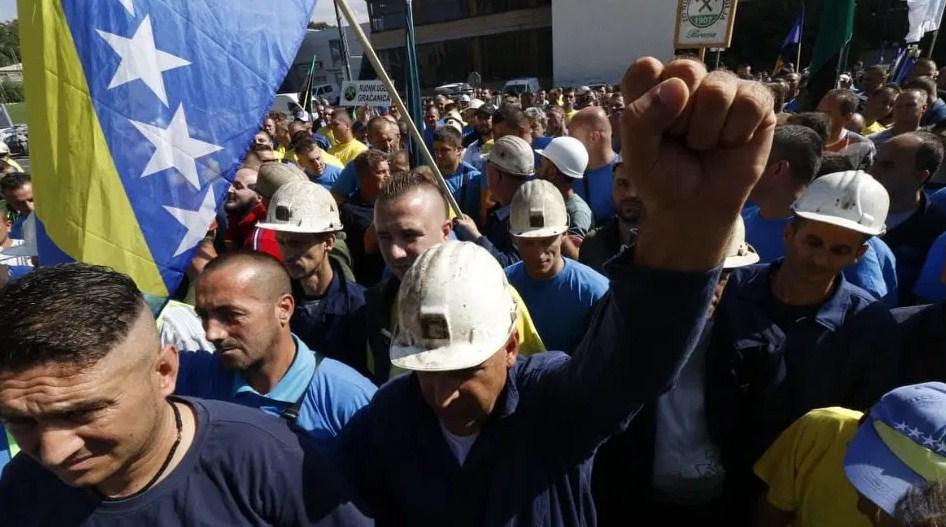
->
<box><xmin>684</xmin><ymin>0</ymin><xmax>727</xmax><ymax>29</ymax></box>
<box><xmin>344</xmin><ymin>85</ymin><xmax>358</xmax><ymax>102</ymax></box>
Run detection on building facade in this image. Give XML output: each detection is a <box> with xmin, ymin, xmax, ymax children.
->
<box><xmin>365</xmin><ymin>0</ymin><xmax>675</xmax><ymax>91</ymax></box>
<box><xmin>279</xmin><ymin>24</ymin><xmax>368</xmax><ymax>95</ymax></box>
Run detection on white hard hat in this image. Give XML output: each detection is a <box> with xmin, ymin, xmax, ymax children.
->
<box><xmin>390</xmin><ymin>242</ymin><xmax>517</xmax><ymax>372</ymax></box>
<box><xmin>723</xmin><ymin>216</ymin><xmax>759</xmax><ymax>269</ymax></box>
<box><xmin>0</xmin><ymin>142</ymin><xmax>10</xmax><ymax>154</ymax></box>
<box><xmin>509</xmin><ymin>179</ymin><xmax>569</xmax><ymax>238</ymax></box>
<box><xmin>459</xmin><ymin>94</ymin><xmax>471</xmax><ymax>103</ymax></box>
<box><xmin>469</xmin><ymin>98</ymin><xmax>484</xmax><ymax>110</ymax></box>
<box><xmin>537</xmin><ymin>136</ymin><xmax>589</xmax><ymax>179</ymax></box>
<box><xmin>792</xmin><ymin>170</ymin><xmax>889</xmax><ymax>236</ymax></box>
<box><xmin>257</xmin><ymin>180</ymin><xmax>343</xmax><ymax>233</ymax></box>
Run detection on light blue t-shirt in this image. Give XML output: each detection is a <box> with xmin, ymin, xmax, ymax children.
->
<box><xmin>743</xmin><ymin>208</ymin><xmax>899</xmax><ymax>305</ymax></box>
<box><xmin>310</xmin><ymin>164</ymin><xmax>342</xmax><ymax>190</ymax></box>
<box><xmin>330</xmin><ymin>160</ymin><xmax>359</xmax><ymax>196</ymax></box>
<box><xmin>572</xmin><ymin>158</ymin><xmax>617</xmax><ymax>226</ymax></box>
<box><xmin>174</xmin><ymin>336</ymin><xmax>376</xmax><ymax>457</ymax></box>
<box><xmin>505</xmin><ymin>258</ymin><xmax>609</xmax><ymax>354</ymax></box>
<box><xmin>914</xmin><ymin>231</ymin><xmax>946</xmax><ymax>301</ymax></box>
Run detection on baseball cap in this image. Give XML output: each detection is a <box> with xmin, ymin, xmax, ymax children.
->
<box><xmin>488</xmin><ymin>136</ymin><xmax>534</xmax><ymax>177</ymax></box>
<box><xmin>844</xmin><ymin>382</ymin><xmax>946</xmax><ymax>516</ymax></box>
<box><xmin>477</xmin><ymin>103</ymin><xmax>498</xmax><ymax>116</ymax></box>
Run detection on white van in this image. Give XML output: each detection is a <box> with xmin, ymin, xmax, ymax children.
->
<box><xmin>503</xmin><ymin>77</ymin><xmax>541</xmax><ymax>94</ymax></box>
<box><xmin>311</xmin><ymin>83</ymin><xmax>340</xmax><ymax>105</ymax></box>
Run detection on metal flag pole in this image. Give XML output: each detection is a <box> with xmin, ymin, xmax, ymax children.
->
<box><xmin>929</xmin><ymin>30</ymin><xmax>940</xmax><ymax>58</ymax></box>
<box><xmin>333</xmin><ymin>0</ymin><xmax>461</xmax><ymax>217</ymax></box>
<box><xmin>332</xmin><ymin>0</ymin><xmax>354</xmax><ymax>80</ymax></box>
<box><xmin>796</xmin><ymin>2</ymin><xmax>804</xmax><ymax>72</ymax></box>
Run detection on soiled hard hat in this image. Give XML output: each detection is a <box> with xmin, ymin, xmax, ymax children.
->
<box><xmin>257</xmin><ymin>162</ymin><xmax>307</xmax><ymax>200</ymax></box>
<box><xmin>469</xmin><ymin>98</ymin><xmax>484</xmax><ymax>110</ymax></box>
<box><xmin>536</xmin><ymin>136</ymin><xmax>589</xmax><ymax>179</ymax></box>
<box><xmin>723</xmin><ymin>216</ymin><xmax>760</xmax><ymax>269</ymax></box>
<box><xmin>390</xmin><ymin>242</ymin><xmax>518</xmax><ymax>372</ymax></box>
<box><xmin>509</xmin><ymin>179</ymin><xmax>568</xmax><ymax>238</ymax></box>
<box><xmin>792</xmin><ymin>170</ymin><xmax>890</xmax><ymax>236</ymax></box>
<box><xmin>488</xmin><ymin>136</ymin><xmax>534</xmax><ymax>177</ymax></box>
<box><xmin>257</xmin><ymin>180</ymin><xmax>343</xmax><ymax>233</ymax></box>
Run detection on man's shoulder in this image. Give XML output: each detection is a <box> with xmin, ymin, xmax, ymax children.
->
<box><xmin>313</xmin><ymin>358</ymin><xmax>377</xmax><ymax>400</ymax></box>
<box><xmin>563</xmin><ymin>258</ymin><xmax>608</xmax><ymax>286</ymax></box>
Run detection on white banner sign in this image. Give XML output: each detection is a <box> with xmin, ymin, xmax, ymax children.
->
<box><xmin>339</xmin><ymin>80</ymin><xmax>391</xmax><ymax>107</ymax></box>
<box><xmin>674</xmin><ymin>0</ymin><xmax>739</xmax><ymax>49</ymax></box>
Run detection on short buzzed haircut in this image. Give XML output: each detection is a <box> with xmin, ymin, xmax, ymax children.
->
<box><xmin>824</xmin><ymin>89</ymin><xmax>860</xmax><ymax>116</ymax></box>
<box><xmin>905</xmin><ymin>77</ymin><xmax>937</xmax><ymax>100</ymax></box>
<box><xmin>0</xmin><ymin>263</ymin><xmax>146</xmax><ymax>372</ymax></box>
<box><xmin>353</xmin><ymin>149</ymin><xmax>389</xmax><ymax>180</ymax></box>
<box><xmin>493</xmin><ymin>104</ymin><xmax>529</xmax><ymax>134</ymax></box>
<box><xmin>433</xmin><ymin>126</ymin><xmax>462</xmax><ymax>148</ymax></box>
<box><xmin>376</xmin><ymin>166</ymin><xmax>449</xmax><ymax>219</ymax></box>
<box><xmin>367</xmin><ymin>115</ymin><xmax>397</xmax><ymax>134</ymax></box>
<box><xmin>769</xmin><ymin>125</ymin><xmax>824</xmax><ymax>183</ymax></box>
<box><xmin>293</xmin><ymin>137</ymin><xmax>320</xmax><ymax>155</ymax></box>
<box><xmin>333</xmin><ymin>109</ymin><xmax>352</xmax><ymax>125</ymax></box>
<box><xmin>786</xmin><ymin>112</ymin><xmax>830</xmax><ymax>145</ymax></box>
<box><xmin>0</xmin><ymin>172</ymin><xmax>30</xmax><ymax>193</ymax></box>
<box><xmin>818</xmin><ymin>152</ymin><xmax>856</xmax><ymax>177</ymax></box>
<box><xmin>913</xmin><ymin>131</ymin><xmax>945</xmax><ymax>176</ymax></box>
<box><xmin>201</xmin><ymin>250</ymin><xmax>291</xmax><ymax>299</ymax></box>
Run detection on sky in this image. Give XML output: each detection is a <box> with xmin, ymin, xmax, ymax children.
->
<box><xmin>0</xmin><ymin>0</ymin><xmax>368</xmax><ymax>24</ymax></box>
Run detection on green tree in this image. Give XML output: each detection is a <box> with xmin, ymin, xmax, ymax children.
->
<box><xmin>0</xmin><ymin>20</ymin><xmax>20</xmax><ymax>66</ymax></box>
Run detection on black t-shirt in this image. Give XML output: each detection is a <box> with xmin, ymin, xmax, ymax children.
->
<box><xmin>0</xmin><ymin>397</ymin><xmax>371</xmax><ymax>526</ymax></box>
<box><xmin>769</xmin><ymin>297</ymin><xmax>822</xmax><ymax>331</ymax></box>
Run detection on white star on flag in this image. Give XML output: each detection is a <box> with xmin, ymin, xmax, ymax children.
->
<box><xmin>909</xmin><ymin>427</ymin><xmax>923</xmax><ymax>440</ymax></box>
<box><xmin>923</xmin><ymin>435</ymin><xmax>939</xmax><ymax>448</ymax></box>
<box><xmin>117</xmin><ymin>0</ymin><xmax>135</xmax><ymax>15</ymax></box>
<box><xmin>895</xmin><ymin>422</ymin><xmax>909</xmax><ymax>432</ymax></box>
<box><xmin>130</xmin><ymin>105</ymin><xmax>223</xmax><ymax>190</ymax></box>
<box><xmin>97</xmin><ymin>16</ymin><xmax>190</xmax><ymax>106</ymax></box>
<box><xmin>164</xmin><ymin>186</ymin><xmax>217</xmax><ymax>257</ymax></box>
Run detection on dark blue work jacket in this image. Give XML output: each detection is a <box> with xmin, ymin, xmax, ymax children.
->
<box><xmin>340</xmin><ymin>247</ymin><xmax>719</xmax><ymax>526</ymax></box>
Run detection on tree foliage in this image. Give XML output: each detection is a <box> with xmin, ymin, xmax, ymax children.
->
<box><xmin>0</xmin><ymin>20</ymin><xmax>19</xmax><ymax>66</ymax></box>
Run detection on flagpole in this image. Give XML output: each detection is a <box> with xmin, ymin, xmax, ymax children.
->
<box><xmin>930</xmin><ymin>30</ymin><xmax>940</xmax><ymax>58</ymax></box>
<box><xmin>796</xmin><ymin>2</ymin><xmax>804</xmax><ymax>72</ymax></box>
<box><xmin>333</xmin><ymin>0</ymin><xmax>462</xmax><ymax>217</ymax></box>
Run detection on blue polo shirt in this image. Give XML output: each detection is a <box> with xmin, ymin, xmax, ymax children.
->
<box><xmin>310</xmin><ymin>164</ymin><xmax>342</xmax><ymax>190</ymax></box>
<box><xmin>573</xmin><ymin>157</ymin><xmax>617</xmax><ymax>225</ymax></box>
<box><xmin>330</xmin><ymin>160</ymin><xmax>359</xmax><ymax>197</ymax></box>
<box><xmin>443</xmin><ymin>161</ymin><xmax>483</xmax><ymax>220</ymax></box>
<box><xmin>913</xmin><ymin>231</ymin><xmax>946</xmax><ymax>302</ymax></box>
<box><xmin>505</xmin><ymin>258</ymin><xmax>609</xmax><ymax>354</ymax></box>
<box><xmin>175</xmin><ymin>336</ymin><xmax>376</xmax><ymax>456</ymax></box>
<box><xmin>742</xmin><ymin>208</ymin><xmax>900</xmax><ymax>305</ymax></box>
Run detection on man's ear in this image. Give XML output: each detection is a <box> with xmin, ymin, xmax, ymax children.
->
<box><xmin>156</xmin><ymin>344</ymin><xmax>180</xmax><ymax>397</ymax></box>
<box><xmin>504</xmin><ymin>329</ymin><xmax>520</xmax><ymax>368</ymax></box>
<box><xmin>852</xmin><ymin>242</ymin><xmax>869</xmax><ymax>264</ymax></box>
<box><xmin>277</xmin><ymin>294</ymin><xmax>294</xmax><ymax>327</ymax></box>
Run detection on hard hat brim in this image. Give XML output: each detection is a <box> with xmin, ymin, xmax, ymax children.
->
<box><xmin>510</xmin><ymin>226</ymin><xmax>568</xmax><ymax>238</ymax></box>
<box><xmin>256</xmin><ymin>221</ymin><xmax>342</xmax><ymax>234</ymax></box>
<box><xmin>535</xmin><ymin>150</ymin><xmax>584</xmax><ymax>179</ymax></box>
<box><xmin>793</xmin><ymin>211</ymin><xmax>886</xmax><ymax>236</ymax></box>
<box><xmin>723</xmin><ymin>251</ymin><xmax>760</xmax><ymax>269</ymax></box>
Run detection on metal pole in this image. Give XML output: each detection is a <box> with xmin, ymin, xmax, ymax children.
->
<box><xmin>714</xmin><ymin>49</ymin><xmax>722</xmax><ymax>70</ymax></box>
<box><xmin>797</xmin><ymin>1</ymin><xmax>804</xmax><ymax>71</ymax></box>
<box><xmin>332</xmin><ymin>0</ymin><xmax>354</xmax><ymax>80</ymax></box>
<box><xmin>333</xmin><ymin>0</ymin><xmax>462</xmax><ymax>217</ymax></box>
<box><xmin>929</xmin><ymin>30</ymin><xmax>940</xmax><ymax>58</ymax></box>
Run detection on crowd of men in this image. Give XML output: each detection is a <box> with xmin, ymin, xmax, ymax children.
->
<box><xmin>2</xmin><ymin>54</ymin><xmax>946</xmax><ymax>526</ymax></box>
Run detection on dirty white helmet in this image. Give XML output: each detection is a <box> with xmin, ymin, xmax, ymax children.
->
<box><xmin>257</xmin><ymin>180</ymin><xmax>343</xmax><ymax>233</ymax></box>
<box><xmin>537</xmin><ymin>136</ymin><xmax>589</xmax><ymax>179</ymax></box>
<box><xmin>390</xmin><ymin>242</ymin><xmax>518</xmax><ymax>372</ymax></box>
<box><xmin>723</xmin><ymin>216</ymin><xmax>759</xmax><ymax>269</ymax></box>
<box><xmin>510</xmin><ymin>179</ymin><xmax>569</xmax><ymax>238</ymax></box>
<box><xmin>792</xmin><ymin>170</ymin><xmax>889</xmax><ymax>236</ymax></box>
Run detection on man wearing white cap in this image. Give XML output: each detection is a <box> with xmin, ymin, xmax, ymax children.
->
<box><xmin>453</xmin><ymin>135</ymin><xmax>535</xmax><ymax>267</ymax></box>
<box><xmin>537</xmin><ymin>136</ymin><xmax>593</xmax><ymax>242</ymax></box>
<box><xmin>505</xmin><ymin>179</ymin><xmax>607</xmax><ymax>354</ymax></box>
<box><xmin>256</xmin><ymin>180</ymin><xmax>370</xmax><ymax>374</ymax></box>
<box><xmin>705</xmin><ymin>170</ymin><xmax>901</xmax><ymax>515</ymax></box>
<box><xmin>340</xmin><ymin>56</ymin><xmax>780</xmax><ymax>525</ymax></box>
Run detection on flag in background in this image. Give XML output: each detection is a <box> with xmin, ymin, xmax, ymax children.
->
<box><xmin>19</xmin><ymin>0</ymin><xmax>317</xmax><ymax>297</ymax></box>
<box><xmin>773</xmin><ymin>8</ymin><xmax>805</xmax><ymax>74</ymax></box>
<box><xmin>906</xmin><ymin>0</ymin><xmax>946</xmax><ymax>43</ymax></box>
<box><xmin>808</xmin><ymin>0</ymin><xmax>856</xmax><ymax>75</ymax></box>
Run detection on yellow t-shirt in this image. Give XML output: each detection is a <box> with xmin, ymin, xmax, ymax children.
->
<box><xmin>754</xmin><ymin>407</ymin><xmax>870</xmax><ymax>527</ymax></box>
<box><xmin>274</xmin><ymin>144</ymin><xmax>297</xmax><ymax>164</ymax></box>
<box><xmin>329</xmin><ymin>139</ymin><xmax>368</xmax><ymax>166</ymax></box>
<box><xmin>862</xmin><ymin>121</ymin><xmax>887</xmax><ymax>136</ymax></box>
<box><xmin>317</xmin><ymin>126</ymin><xmax>337</xmax><ymax>148</ymax></box>
<box><xmin>322</xmin><ymin>151</ymin><xmax>345</xmax><ymax>169</ymax></box>
<box><xmin>564</xmin><ymin>109</ymin><xmax>578</xmax><ymax>126</ymax></box>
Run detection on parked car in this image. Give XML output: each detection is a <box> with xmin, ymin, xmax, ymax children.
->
<box><xmin>435</xmin><ymin>82</ymin><xmax>474</xmax><ymax>96</ymax></box>
<box><xmin>503</xmin><ymin>77</ymin><xmax>541</xmax><ymax>94</ymax></box>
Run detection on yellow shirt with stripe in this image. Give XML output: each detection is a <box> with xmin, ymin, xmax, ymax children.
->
<box><xmin>754</xmin><ymin>407</ymin><xmax>870</xmax><ymax>527</ymax></box>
